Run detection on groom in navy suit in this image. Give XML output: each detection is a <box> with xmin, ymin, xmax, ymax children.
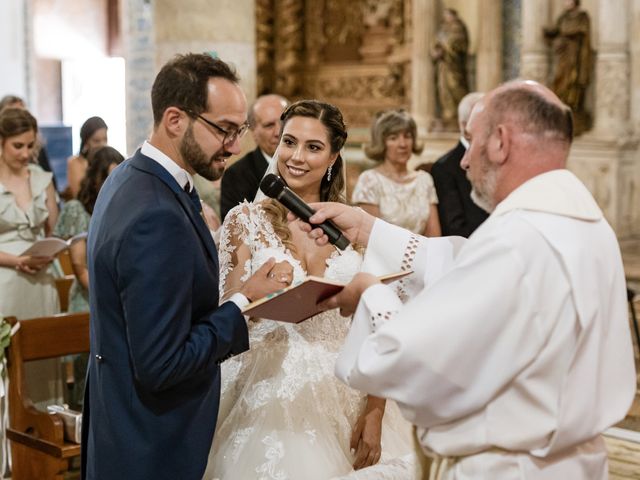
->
<box><xmin>82</xmin><ymin>54</ymin><xmax>284</xmax><ymax>479</ymax></box>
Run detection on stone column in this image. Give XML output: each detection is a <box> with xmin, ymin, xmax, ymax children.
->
<box><xmin>0</xmin><ymin>0</ymin><xmax>30</xmax><ymax>101</ymax></box>
<box><xmin>154</xmin><ymin>0</ymin><xmax>256</xmax><ymax>99</ymax></box>
<box><xmin>475</xmin><ymin>0</ymin><xmax>502</xmax><ymax>91</ymax></box>
<box><xmin>411</xmin><ymin>0</ymin><xmax>437</xmax><ymax>135</ymax></box>
<box><xmin>568</xmin><ymin>0</ymin><xmax>640</xmax><ymax>238</ymax></box>
<box><xmin>593</xmin><ymin>0</ymin><xmax>630</xmax><ymax>138</ymax></box>
<box><xmin>121</xmin><ymin>0</ymin><xmax>257</xmax><ymax>153</ymax></box>
<box><xmin>630</xmin><ymin>0</ymin><xmax>640</xmax><ymax>135</ymax></box>
<box><xmin>520</xmin><ymin>0</ymin><xmax>551</xmax><ymax>83</ymax></box>
<box><xmin>121</xmin><ymin>0</ymin><xmax>155</xmax><ymax>154</ymax></box>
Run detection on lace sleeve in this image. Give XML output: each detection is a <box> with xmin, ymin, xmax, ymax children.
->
<box><xmin>217</xmin><ymin>204</ymin><xmax>254</xmax><ymax>301</ymax></box>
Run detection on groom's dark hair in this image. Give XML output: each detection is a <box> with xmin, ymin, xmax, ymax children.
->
<box><xmin>151</xmin><ymin>53</ymin><xmax>239</xmax><ymax>126</ymax></box>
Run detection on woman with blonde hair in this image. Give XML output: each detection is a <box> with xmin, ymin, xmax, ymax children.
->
<box><xmin>352</xmin><ymin>109</ymin><xmax>441</xmax><ymax>236</ymax></box>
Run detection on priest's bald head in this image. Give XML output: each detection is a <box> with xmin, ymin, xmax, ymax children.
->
<box><xmin>460</xmin><ymin>80</ymin><xmax>573</xmax><ymax>212</ymax></box>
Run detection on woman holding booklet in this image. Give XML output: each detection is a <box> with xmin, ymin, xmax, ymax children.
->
<box><xmin>0</xmin><ymin>107</ymin><xmax>59</xmax><ymax>320</ymax></box>
<box><xmin>0</xmin><ymin>107</ymin><xmax>63</xmax><ymax>419</ymax></box>
<box><xmin>205</xmin><ymin>100</ymin><xmax>416</xmax><ymax>479</ymax></box>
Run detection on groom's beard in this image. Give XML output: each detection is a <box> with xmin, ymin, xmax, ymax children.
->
<box><xmin>180</xmin><ymin>124</ymin><xmax>229</xmax><ymax>181</ymax></box>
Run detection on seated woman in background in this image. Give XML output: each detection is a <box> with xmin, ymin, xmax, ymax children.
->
<box><xmin>206</xmin><ymin>100</ymin><xmax>415</xmax><ymax>480</ymax></box>
<box><xmin>0</xmin><ymin>107</ymin><xmax>62</xmax><ymax>408</ymax></box>
<box><xmin>66</xmin><ymin>116</ymin><xmax>108</xmax><ymax>198</ymax></box>
<box><xmin>54</xmin><ymin>145</ymin><xmax>123</xmax><ymax>410</ymax></box>
<box><xmin>352</xmin><ymin>109</ymin><xmax>441</xmax><ymax>236</ymax></box>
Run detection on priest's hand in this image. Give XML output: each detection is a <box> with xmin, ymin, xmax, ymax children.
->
<box><xmin>240</xmin><ymin>258</ymin><xmax>288</xmax><ymax>303</ymax></box>
<box><xmin>287</xmin><ymin>202</ymin><xmax>375</xmax><ymax>248</ymax></box>
<box><xmin>319</xmin><ymin>272</ymin><xmax>380</xmax><ymax>317</ymax></box>
<box><xmin>351</xmin><ymin>395</ymin><xmax>385</xmax><ymax>469</ymax></box>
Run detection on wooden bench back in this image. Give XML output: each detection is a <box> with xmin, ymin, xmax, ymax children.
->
<box><xmin>6</xmin><ymin>313</ymin><xmax>90</xmax><ymax>362</ymax></box>
<box><xmin>4</xmin><ymin>313</ymin><xmax>90</xmax><ymax>478</ymax></box>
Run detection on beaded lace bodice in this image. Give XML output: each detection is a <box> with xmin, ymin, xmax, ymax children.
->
<box><xmin>218</xmin><ymin>202</ymin><xmax>363</xmax><ymax>345</ymax></box>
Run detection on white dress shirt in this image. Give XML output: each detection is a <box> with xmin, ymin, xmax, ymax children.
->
<box><xmin>140</xmin><ymin>141</ymin><xmax>249</xmax><ymax>310</ymax></box>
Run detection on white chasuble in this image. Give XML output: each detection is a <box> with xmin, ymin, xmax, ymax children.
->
<box><xmin>335</xmin><ymin>170</ymin><xmax>636</xmax><ymax>479</ymax></box>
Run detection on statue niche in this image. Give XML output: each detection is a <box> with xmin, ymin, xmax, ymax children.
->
<box><xmin>543</xmin><ymin>0</ymin><xmax>593</xmax><ymax>135</ymax></box>
<box><xmin>430</xmin><ymin>8</ymin><xmax>470</xmax><ymax>131</ymax></box>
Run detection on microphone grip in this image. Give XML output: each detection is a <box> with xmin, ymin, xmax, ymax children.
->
<box><xmin>317</xmin><ymin>219</ymin><xmax>350</xmax><ymax>250</ymax></box>
<box><xmin>277</xmin><ymin>188</ymin><xmax>350</xmax><ymax>250</ymax></box>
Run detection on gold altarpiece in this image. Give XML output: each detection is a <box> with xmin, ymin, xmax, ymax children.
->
<box><xmin>256</xmin><ymin>0</ymin><xmax>412</xmax><ymax>142</ymax></box>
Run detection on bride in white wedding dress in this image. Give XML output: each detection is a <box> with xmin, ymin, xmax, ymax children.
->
<box><xmin>204</xmin><ymin>100</ymin><xmax>416</xmax><ymax>480</ymax></box>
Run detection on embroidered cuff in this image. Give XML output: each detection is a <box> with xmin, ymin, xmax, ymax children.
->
<box><xmin>360</xmin><ymin>284</ymin><xmax>402</xmax><ymax>333</ymax></box>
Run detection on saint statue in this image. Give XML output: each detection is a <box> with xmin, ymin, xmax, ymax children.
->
<box><xmin>544</xmin><ymin>0</ymin><xmax>593</xmax><ymax>134</ymax></box>
<box><xmin>430</xmin><ymin>8</ymin><xmax>469</xmax><ymax>130</ymax></box>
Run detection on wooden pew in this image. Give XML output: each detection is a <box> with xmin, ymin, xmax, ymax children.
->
<box><xmin>5</xmin><ymin>312</ymin><xmax>89</xmax><ymax>480</ymax></box>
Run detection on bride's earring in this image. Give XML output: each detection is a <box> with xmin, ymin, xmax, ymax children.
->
<box><xmin>326</xmin><ymin>165</ymin><xmax>333</xmax><ymax>182</ymax></box>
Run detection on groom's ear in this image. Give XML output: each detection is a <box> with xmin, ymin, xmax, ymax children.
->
<box><xmin>162</xmin><ymin>107</ymin><xmax>189</xmax><ymax>139</ymax></box>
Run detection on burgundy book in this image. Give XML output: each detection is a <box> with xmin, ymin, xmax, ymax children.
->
<box><xmin>242</xmin><ymin>271</ymin><xmax>412</xmax><ymax>323</ymax></box>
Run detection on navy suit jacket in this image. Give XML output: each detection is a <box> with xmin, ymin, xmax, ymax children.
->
<box><xmin>220</xmin><ymin>147</ymin><xmax>268</xmax><ymax>221</ymax></box>
<box><xmin>81</xmin><ymin>150</ymin><xmax>249</xmax><ymax>479</ymax></box>
<box><xmin>431</xmin><ymin>141</ymin><xmax>489</xmax><ymax>237</ymax></box>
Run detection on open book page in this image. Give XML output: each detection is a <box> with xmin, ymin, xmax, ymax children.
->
<box><xmin>20</xmin><ymin>232</ymin><xmax>88</xmax><ymax>257</ymax></box>
<box><xmin>242</xmin><ymin>270</ymin><xmax>412</xmax><ymax>324</ymax></box>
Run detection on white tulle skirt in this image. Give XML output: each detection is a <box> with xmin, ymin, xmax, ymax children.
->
<box><xmin>204</xmin><ymin>313</ymin><xmax>417</xmax><ymax>480</ymax></box>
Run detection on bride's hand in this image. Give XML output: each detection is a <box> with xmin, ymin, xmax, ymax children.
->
<box><xmin>351</xmin><ymin>396</ymin><xmax>385</xmax><ymax>469</ymax></box>
<box><xmin>266</xmin><ymin>261</ymin><xmax>294</xmax><ymax>285</ymax></box>
<box><xmin>240</xmin><ymin>258</ymin><xmax>289</xmax><ymax>302</ymax></box>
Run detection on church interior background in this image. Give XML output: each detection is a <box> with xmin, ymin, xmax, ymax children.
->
<box><xmin>1</xmin><ymin>0</ymin><xmax>640</xmax><ymax>477</ymax></box>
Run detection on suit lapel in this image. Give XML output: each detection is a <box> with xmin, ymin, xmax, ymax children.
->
<box><xmin>129</xmin><ymin>151</ymin><xmax>219</xmax><ymax>267</ymax></box>
<box><xmin>251</xmin><ymin>148</ymin><xmax>269</xmax><ymax>182</ymax></box>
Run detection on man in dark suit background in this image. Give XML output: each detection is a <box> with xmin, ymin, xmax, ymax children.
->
<box><xmin>220</xmin><ymin>93</ymin><xmax>288</xmax><ymax>220</ymax></box>
<box><xmin>431</xmin><ymin>92</ymin><xmax>489</xmax><ymax>237</ymax></box>
<box><xmin>82</xmin><ymin>54</ymin><xmax>285</xmax><ymax>480</ymax></box>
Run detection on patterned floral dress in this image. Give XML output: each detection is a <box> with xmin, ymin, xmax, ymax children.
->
<box><xmin>53</xmin><ymin>199</ymin><xmax>90</xmax><ymax>312</ymax></box>
<box><xmin>204</xmin><ymin>202</ymin><xmax>415</xmax><ymax>480</ymax></box>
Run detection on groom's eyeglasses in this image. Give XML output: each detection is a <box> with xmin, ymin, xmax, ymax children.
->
<box><xmin>186</xmin><ymin>110</ymin><xmax>249</xmax><ymax>146</ymax></box>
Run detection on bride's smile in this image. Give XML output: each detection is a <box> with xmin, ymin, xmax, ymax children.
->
<box><xmin>276</xmin><ymin>115</ymin><xmax>338</xmax><ymax>203</ymax></box>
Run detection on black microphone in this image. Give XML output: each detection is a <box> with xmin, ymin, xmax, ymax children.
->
<box><xmin>259</xmin><ymin>174</ymin><xmax>350</xmax><ymax>250</ymax></box>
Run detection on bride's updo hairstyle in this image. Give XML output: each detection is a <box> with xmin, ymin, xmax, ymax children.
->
<box><xmin>263</xmin><ymin>99</ymin><xmax>348</xmax><ymax>251</ymax></box>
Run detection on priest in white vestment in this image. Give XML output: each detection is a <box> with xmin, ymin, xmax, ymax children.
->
<box><xmin>295</xmin><ymin>80</ymin><xmax>637</xmax><ymax>479</ymax></box>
